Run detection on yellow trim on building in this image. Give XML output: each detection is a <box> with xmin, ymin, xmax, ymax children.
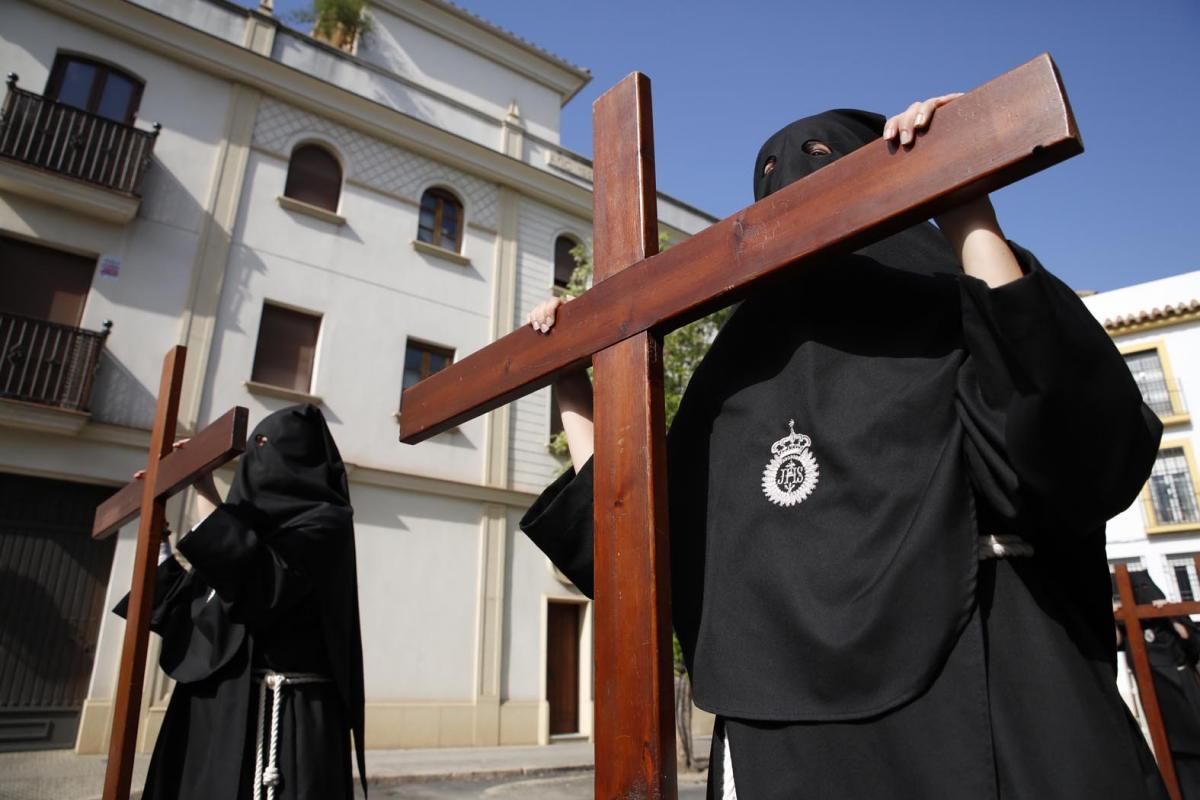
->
<box><xmin>1118</xmin><ymin>338</ymin><xmax>1191</xmax><ymax>427</ymax></box>
<box><xmin>1143</xmin><ymin>439</ymin><xmax>1200</xmax><ymax>536</ymax></box>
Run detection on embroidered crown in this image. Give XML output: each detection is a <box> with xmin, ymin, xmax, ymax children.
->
<box><xmin>771</xmin><ymin>419</ymin><xmax>811</xmax><ymax>456</ymax></box>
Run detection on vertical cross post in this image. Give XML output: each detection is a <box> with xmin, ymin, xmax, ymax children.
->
<box><xmin>102</xmin><ymin>346</ymin><xmax>185</xmax><ymax>800</ymax></box>
<box><xmin>1114</xmin><ymin>563</ymin><xmax>1181</xmax><ymax>800</ymax></box>
<box><xmin>591</xmin><ymin>73</ymin><xmax>677</xmax><ymax>799</ymax></box>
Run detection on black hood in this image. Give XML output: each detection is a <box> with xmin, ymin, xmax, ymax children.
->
<box><xmin>226</xmin><ymin>403</ymin><xmax>351</xmax><ymax>529</ymax></box>
<box><xmin>753</xmin><ymin>109</ymin><xmax>886</xmax><ymax>202</ymax></box>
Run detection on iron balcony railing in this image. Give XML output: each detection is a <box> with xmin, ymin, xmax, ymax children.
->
<box><xmin>0</xmin><ymin>312</ymin><xmax>111</xmax><ymax>412</ymax></box>
<box><xmin>0</xmin><ymin>73</ymin><xmax>159</xmax><ymax>195</ymax></box>
<box><xmin>1134</xmin><ymin>375</ymin><xmax>1189</xmax><ymax>418</ymax></box>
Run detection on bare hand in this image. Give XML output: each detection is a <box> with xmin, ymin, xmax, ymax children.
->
<box><xmin>131</xmin><ymin>438</ymin><xmax>193</xmax><ymax>481</ymax></box>
<box><xmin>526</xmin><ymin>296</ymin><xmax>568</xmax><ymax>335</ymax></box>
<box><xmin>883</xmin><ymin>94</ymin><xmax>962</xmax><ymax>147</ymax></box>
<box><xmin>1153</xmin><ymin>598</ymin><xmax>1169</xmax><ymax>608</ymax></box>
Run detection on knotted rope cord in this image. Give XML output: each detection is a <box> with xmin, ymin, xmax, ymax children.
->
<box><xmin>252</xmin><ymin>671</ymin><xmax>332</xmax><ymax>800</ymax></box>
<box><xmin>977</xmin><ymin>533</ymin><xmax>1035</xmax><ymax>560</ymax></box>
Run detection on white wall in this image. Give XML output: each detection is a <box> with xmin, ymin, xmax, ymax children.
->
<box><xmin>358</xmin><ymin>7</ymin><xmax>563</xmax><ymax>145</ymax></box>
<box><xmin>353</xmin><ymin>482</ymin><xmax>481</xmax><ymax>699</ymax></box>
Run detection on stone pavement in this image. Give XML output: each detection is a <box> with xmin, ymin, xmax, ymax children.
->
<box><xmin>0</xmin><ymin>739</ymin><xmax>709</xmax><ymax>800</ymax></box>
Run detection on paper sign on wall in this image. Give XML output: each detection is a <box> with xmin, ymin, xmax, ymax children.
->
<box><xmin>98</xmin><ymin>255</ymin><xmax>121</xmax><ymax>280</ymax></box>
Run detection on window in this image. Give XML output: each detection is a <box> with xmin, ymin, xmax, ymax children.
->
<box><xmin>45</xmin><ymin>54</ymin><xmax>143</xmax><ymax>124</ymax></box>
<box><xmin>554</xmin><ymin>235</ymin><xmax>580</xmax><ymax>295</ymax></box>
<box><xmin>402</xmin><ymin>339</ymin><xmax>454</xmax><ymax>391</ymax></box>
<box><xmin>1148</xmin><ymin>445</ymin><xmax>1200</xmax><ymax>528</ymax></box>
<box><xmin>1167</xmin><ymin>555</ymin><xmax>1199</xmax><ymax>602</ymax></box>
<box><xmin>1122</xmin><ymin>342</ymin><xmax>1187</xmax><ymax>421</ymax></box>
<box><xmin>250</xmin><ymin>303</ymin><xmax>321</xmax><ymax>393</ymax></box>
<box><xmin>417</xmin><ymin>188</ymin><xmax>463</xmax><ymax>252</ymax></box>
<box><xmin>0</xmin><ymin>235</ymin><xmax>95</xmax><ymax>326</ymax></box>
<box><xmin>284</xmin><ymin>144</ymin><xmax>342</xmax><ymax>213</ymax></box>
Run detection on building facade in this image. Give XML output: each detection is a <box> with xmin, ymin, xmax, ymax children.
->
<box><xmin>0</xmin><ymin>0</ymin><xmax>714</xmax><ymax>753</ymax></box>
<box><xmin>1082</xmin><ymin>272</ymin><xmax>1200</xmax><ymax>597</ymax></box>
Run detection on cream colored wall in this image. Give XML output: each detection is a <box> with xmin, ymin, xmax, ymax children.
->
<box><xmin>1</xmin><ymin>2</ymin><xmax>234</xmax><ymax>429</ymax></box>
<box><xmin>359</xmin><ymin>7</ymin><xmax>563</xmax><ymax>144</ymax></box>
<box><xmin>4</xmin><ymin>0</ymin><xmax>718</xmax><ymax>755</ymax></box>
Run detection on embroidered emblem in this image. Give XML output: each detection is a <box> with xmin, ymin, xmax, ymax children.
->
<box><xmin>761</xmin><ymin>419</ymin><xmax>820</xmax><ymax>507</ymax></box>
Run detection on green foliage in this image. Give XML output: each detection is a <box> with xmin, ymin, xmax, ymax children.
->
<box><xmin>548</xmin><ymin>232</ymin><xmax>732</xmax><ymax>461</ymax></box>
<box><xmin>290</xmin><ymin>0</ymin><xmax>374</xmax><ymax>49</ymax></box>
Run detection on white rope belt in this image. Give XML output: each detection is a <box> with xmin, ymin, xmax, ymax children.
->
<box><xmin>252</xmin><ymin>670</ymin><xmax>331</xmax><ymax>800</ymax></box>
<box><xmin>978</xmin><ymin>533</ymin><xmax>1035</xmax><ymax>560</ymax></box>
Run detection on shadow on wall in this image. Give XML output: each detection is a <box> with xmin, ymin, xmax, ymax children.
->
<box><xmin>88</xmin><ymin>349</ymin><xmax>158</xmax><ymax>430</ymax></box>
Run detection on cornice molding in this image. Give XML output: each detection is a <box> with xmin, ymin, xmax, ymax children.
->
<box><xmin>344</xmin><ymin>460</ymin><xmax>538</xmax><ymax>508</ymax></box>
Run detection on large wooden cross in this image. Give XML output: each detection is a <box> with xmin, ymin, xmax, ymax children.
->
<box><xmin>1113</xmin><ymin>561</ymin><xmax>1200</xmax><ymax>800</ymax></box>
<box><xmin>91</xmin><ymin>345</ymin><xmax>248</xmax><ymax>800</ymax></box>
<box><xmin>400</xmin><ymin>54</ymin><xmax>1082</xmax><ymax>798</ymax></box>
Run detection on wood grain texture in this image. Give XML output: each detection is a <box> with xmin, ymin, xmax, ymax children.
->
<box><xmin>398</xmin><ymin>53</ymin><xmax>1082</xmax><ymax>443</ymax></box>
<box><xmin>102</xmin><ymin>346</ymin><xmax>185</xmax><ymax>800</ymax></box>
<box><xmin>92</xmin><ymin>406</ymin><xmax>249</xmax><ymax>539</ymax></box>
<box><xmin>1114</xmin><ymin>563</ymin><xmax>1180</xmax><ymax>800</ymax></box>
<box><xmin>589</xmin><ymin>71</ymin><xmax>677</xmax><ymax>800</ymax></box>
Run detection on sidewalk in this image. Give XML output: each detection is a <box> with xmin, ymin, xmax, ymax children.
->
<box><xmin>0</xmin><ymin>741</ymin><xmax>594</xmax><ymax>800</ymax></box>
<box><xmin>0</xmin><ymin>739</ymin><xmax>709</xmax><ymax>799</ymax></box>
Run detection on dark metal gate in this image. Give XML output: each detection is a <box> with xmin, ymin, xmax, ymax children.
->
<box><xmin>0</xmin><ymin>472</ymin><xmax>116</xmax><ymax>750</ymax></box>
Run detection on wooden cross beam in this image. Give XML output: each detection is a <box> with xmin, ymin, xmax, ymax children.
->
<box><xmin>399</xmin><ymin>54</ymin><xmax>1082</xmax><ymax>799</ymax></box>
<box><xmin>92</xmin><ymin>345</ymin><xmax>248</xmax><ymax>800</ymax></box>
<box><xmin>1112</xmin><ymin>560</ymin><xmax>1200</xmax><ymax>800</ymax></box>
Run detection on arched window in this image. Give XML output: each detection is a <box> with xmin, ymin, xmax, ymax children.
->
<box><xmin>553</xmin><ymin>235</ymin><xmax>580</xmax><ymax>295</ymax></box>
<box><xmin>417</xmin><ymin>188</ymin><xmax>464</xmax><ymax>252</ymax></box>
<box><xmin>284</xmin><ymin>144</ymin><xmax>342</xmax><ymax>213</ymax></box>
<box><xmin>45</xmin><ymin>54</ymin><xmax>143</xmax><ymax>124</ymax></box>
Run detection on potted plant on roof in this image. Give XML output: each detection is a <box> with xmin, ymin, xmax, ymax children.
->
<box><xmin>292</xmin><ymin>0</ymin><xmax>374</xmax><ymax>53</ymax></box>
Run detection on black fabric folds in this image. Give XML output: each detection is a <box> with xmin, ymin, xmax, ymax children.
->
<box><xmin>114</xmin><ymin>404</ymin><xmax>366</xmax><ymax>800</ymax></box>
<box><xmin>521</xmin><ymin>106</ymin><xmax>1165</xmax><ymax>796</ymax></box>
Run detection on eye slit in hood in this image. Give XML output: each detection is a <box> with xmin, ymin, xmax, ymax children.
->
<box><xmin>753</xmin><ymin>109</ymin><xmax>886</xmax><ymax>201</ymax></box>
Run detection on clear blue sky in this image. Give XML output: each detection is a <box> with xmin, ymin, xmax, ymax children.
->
<box><xmin>257</xmin><ymin>0</ymin><xmax>1199</xmax><ymax>292</ymax></box>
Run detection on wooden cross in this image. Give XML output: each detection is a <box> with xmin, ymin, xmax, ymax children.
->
<box><xmin>1113</xmin><ymin>560</ymin><xmax>1200</xmax><ymax>800</ymax></box>
<box><xmin>91</xmin><ymin>345</ymin><xmax>248</xmax><ymax>800</ymax></box>
<box><xmin>399</xmin><ymin>54</ymin><xmax>1082</xmax><ymax>798</ymax></box>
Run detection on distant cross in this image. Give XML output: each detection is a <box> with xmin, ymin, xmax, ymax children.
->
<box><xmin>1113</xmin><ymin>560</ymin><xmax>1200</xmax><ymax>800</ymax></box>
<box><xmin>399</xmin><ymin>55</ymin><xmax>1083</xmax><ymax>798</ymax></box>
<box><xmin>91</xmin><ymin>345</ymin><xmax>248</xmax><ymax>800</ymax></box>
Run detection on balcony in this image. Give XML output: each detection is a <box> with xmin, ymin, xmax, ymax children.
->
<box><xmin>0</xmin><ymin>312</ymin><xmax>111</xmax><ymax>434</ymax></box>
<box><xmin>0</xmin><ymin>74</ymin><xmax>159</xmax><ymax>223</ymax></box>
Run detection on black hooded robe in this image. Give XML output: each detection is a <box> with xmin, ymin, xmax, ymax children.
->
<box><xmin>1120</xmin><ymin>572</ymin><xmax>1200</xmax><ymax>799</ymax></box>
<box><xmin>116</xmin><ymin>404</ymin><xmax>366</xmax><ymax>800</ymax></box>
<box><xmin>520</xmin><ymin>111</ymin><xmax>1168</xmax><ymax>799</ymax></box>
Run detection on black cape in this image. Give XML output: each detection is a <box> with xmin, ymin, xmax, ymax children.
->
<box><xmin>116</xmin><ymin>404</ymin><xmax>366</xmax><ymax>800</ymax></box>
<box><xmin>521</xmin><ymin>110</ymin><xmax>1167</xmax><ymax>798</ymax></box>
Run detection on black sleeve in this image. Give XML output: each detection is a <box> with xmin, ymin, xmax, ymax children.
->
<box><xmin>176</xmin><ymin>504</ymin><xmax>348</xmax><ymax>627</ymax></box>
<box><xmin>956</xmin><ymin>243</ymin><xmax>1163</xmax><ymax>534</ymax></box>
<box><xmin>519</xmin><ymin>459</ymin><xmax>596</xmax><ymax>598</ymax></box>
<box><xmin>112</xmin><ymin>555</ymin><xmax>191</xmax><ymax>635</ymax></box>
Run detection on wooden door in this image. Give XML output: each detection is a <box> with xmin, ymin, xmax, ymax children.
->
<box><xmin>546</xmin><ymin>602</ymin><xmax>581</xmax><ymax>735</ymax></box>
<box><xmin>0</xmin><ymin>473</ymin><xmax>117</xmax><ymax>750</ymax></box>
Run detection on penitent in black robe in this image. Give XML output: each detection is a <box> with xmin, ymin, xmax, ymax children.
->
<box><xmin>116</xmin><ymin>404</ymin><xmax>365</xmax><ymax>800</ymax></box>
<box><xmin>520</xmin><ymin>110</ymin><xmax>1168</xmax><ymax>799</ymax></box>
<box><xmin>1122</xmin><ymin>571</ymin><xmax>1200</xmax><ymax>798</ymax></box>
